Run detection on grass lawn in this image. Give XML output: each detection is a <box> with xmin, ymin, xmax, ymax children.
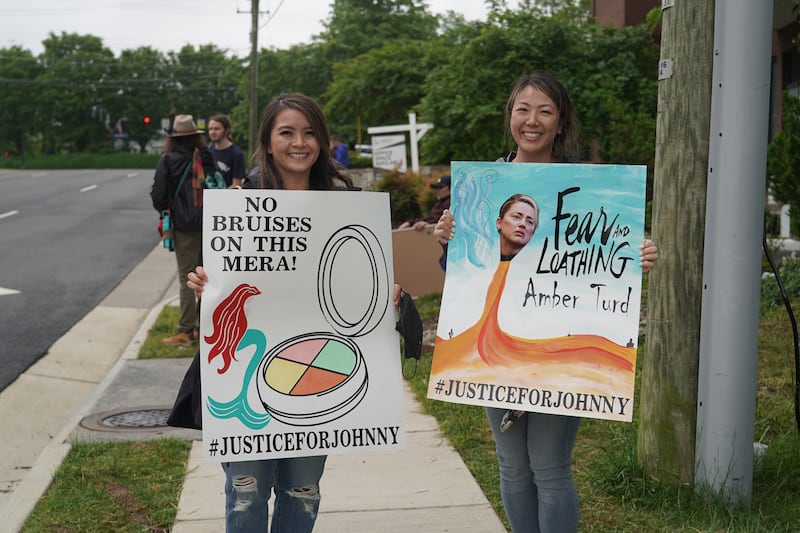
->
<box><xmin>21</xmin><ymin>440</ymin><xmax>190</xmax><ymax>533</ymax></box>
<box><xmin>405</xmin><ymin>293</ymin><xmax>800</xmax><ymax>532</ymax></box>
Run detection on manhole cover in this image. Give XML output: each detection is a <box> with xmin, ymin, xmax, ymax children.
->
<box><xmin>102</xmin><ymin>409</ymin><xmax>171</xmax><ymax>428</ymax></box>
<box><xmin>80</xmin><ymin>406</ymin><xmax>175</xmax><ymax>432</ymax></box>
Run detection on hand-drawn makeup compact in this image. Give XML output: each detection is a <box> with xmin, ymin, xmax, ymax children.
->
<box><xmin>256</xmin><ymin>225</ymin><xmax>390</xmax><ymax>426</ymax></box>
<box><xmin>257</xmin><ymin>333</ymin><xmax>367</xmax><ymax>425</ymax></box>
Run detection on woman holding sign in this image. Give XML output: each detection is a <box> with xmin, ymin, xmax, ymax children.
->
<box><xmin>187</xmin><ymin>93</ymin><xmax>357</xmax><ymax>532</ymax></box>
<box><xmin>434</xmin><ymin>71</ymin><xmax>659</xmax><ymax>533</ymax></box>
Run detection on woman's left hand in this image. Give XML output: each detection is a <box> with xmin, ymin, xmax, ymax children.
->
<box><xmin>433</xmin><ymin>209</ymin><xmax>455</xmax><ymax>245</ymax></box>
<box><xmin>640</xmin><ymin>239</ymin><xmax>659</xmax><ymax>273</ymax></box>
<box><xmin>187</xmin><ymin>266</ymin><xmax>208</xmax><ymax>299</ymax></box>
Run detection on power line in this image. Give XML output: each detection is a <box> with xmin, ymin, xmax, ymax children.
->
<box><xmin>259</xmin><ymin>0</ymin><xmax>286</xmax><ymax>29</ymax></box>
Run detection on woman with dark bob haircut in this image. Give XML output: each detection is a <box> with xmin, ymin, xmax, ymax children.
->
<box><xmin>435</xmin><ymin>71</ymin><xmax>659</xmax><ymax>533</ymax></box>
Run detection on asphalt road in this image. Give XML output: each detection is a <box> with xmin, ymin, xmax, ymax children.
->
<box><xmin>0</xmin><ymin>168</ymin><xmax>160</xmax><ymax>391</ymax></box>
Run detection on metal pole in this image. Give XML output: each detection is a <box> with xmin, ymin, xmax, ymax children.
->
<box><xmin>409</xmin><ymin>112</ymin><xmax>419</xmax><ymax>174</ymax></box>
<box><xmin>695</xmin><ymin>0</ymin><xmax>773</xmax><ymax>504</ymax></box>
<box><xmin>248</xmin><ymin>0</ymin><xmax>259</xmax><ymax>162</ymax></box>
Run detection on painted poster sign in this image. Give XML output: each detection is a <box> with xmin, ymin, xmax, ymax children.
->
<box><xmin>427</xmin><ymin>162</ymin><xmax>647</xmax><ymax>422</ymax></box>
<box><xmin>200</xmin><ymin>190</ymin><xmax>404</xmax><ymax>462</ymax></box>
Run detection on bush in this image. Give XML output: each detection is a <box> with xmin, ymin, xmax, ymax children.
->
<box><xmin>761</xmin><ymin>255</ymin><xmax>800</xmax><ymax>313</ymax></box>
<box><xmin>764</xmin><ymin>209</ymin><xmax>780</xmax><ymax>237</ymax></box>
<box><xmin>349</xmin><ymin>155</ymin><xmax>373</xmax><ymax>169</ymax></box>
<box><xmin>767</xmin><ymin>94</ymin><xmax>800</xmax><ymax>220</ymax></box>
<box><xmin>375</xmin><ymin>170</ymin><xmax>423</xmax><ymax>227</ymax></box>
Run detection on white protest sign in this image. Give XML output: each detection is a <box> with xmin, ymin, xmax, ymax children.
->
<box><xmin>200</xmin><ymin>189</ymin><xmax>404</xmax><ymax>462</ymax></box>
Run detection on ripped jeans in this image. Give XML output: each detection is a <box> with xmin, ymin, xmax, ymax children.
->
<box><xmin>223</xmin><ymin>455</ymin><xmax>327</xmax><ymax>532</ymax></box>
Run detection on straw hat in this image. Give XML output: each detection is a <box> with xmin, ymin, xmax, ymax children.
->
<box><xmin>168</xmin><ymin>115</ymin><xmax>199</xmax><ymax>137</ymax></box>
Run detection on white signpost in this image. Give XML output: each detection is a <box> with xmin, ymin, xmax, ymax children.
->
<box><xmin>367</xmin><ymin>112</ymin><xmax>433</xmax><ymax>174</ymax></box>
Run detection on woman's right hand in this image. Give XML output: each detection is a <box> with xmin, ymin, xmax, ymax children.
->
<box><xmin>433</xmin><ymin>209</ymin><xmax>455</xmax><ymax>245</ymax></box>
<box><xmin>187</xmin><ymin>266</ymin><xmax>208</xmax><ymax>299</ymax></box>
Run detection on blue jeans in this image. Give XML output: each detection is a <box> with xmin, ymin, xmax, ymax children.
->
<box><xmin>223</xmin><ymin>455</ymin><xmax>327</xmax><ymax>532</ymax></box>
<box><xmin>486</xmin><ymin>407</ymin><xmax>580</xmax><ymax>533</ymax></box>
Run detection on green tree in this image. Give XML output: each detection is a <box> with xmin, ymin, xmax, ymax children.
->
<box><xmin>38</xmin><ymin>32</ymin><xmax>115</xmax><ymax>153</ymax></box>
<box><xmin>418</xmin><ymin>3</ymin><xmax>658</xmax><ymax>170</ymax></box>
<box><xmin>767</xmin><ymin>94</ymin><xmax>800</xmax><ymax>216</ymax></box>
<box><xmin>167</xmin><ymin>44</ymin><xmax>244</xmax><ymax>125</ymax></box>
<box><xmin>3</xmin><ymin>1</ymin><xmax>662</xmax><ymax>168</ymax></box>
<box><xmin>532</xmin><ymin>0</ymin><xmax>590</xmax><ymax>16</ymax></box>
<box><xmin>302</xmin><ymin>0</ymin><xmax>442</xmax><ymax>146</ymax></box>
<box><xmin>0</xmin><ymin>46</ymin><xmax>43</xmax><ymax>160</ymax></box>
<box><xmin>574</xmin><ymin>22</ymin><xmax>659</xmax><ymax>199</ymax></box>
<box><xmin>269</xmin><ymin>43</ymin><xmax>332</xmax><ymax>102</ymax></box>
<box><xmin>318</xmin><ymin>0</ymin><xmax>438</xmax><ymax>65</ymax></box>
<box><xmin>419</xmin><ymin>6</ymin><xmax>589</xmax><ymax>163</ymax></box>
<box><xmin>228</xmin><ymin>42</ymin><xmax>330</xmax><ymax>156</ymax></box>
<box><xmin>106</xmin><ymin>46</ymin><xmax>170</xmax><ymax>152</ymax></box>
<box><xmin>244</xmin><ymin>0</ymin><xmax>443</xmax><ymax>150</ymax></box>
<box><xmin>323</xmin><ymin>39</ymin><xmax>438</xmax><ymax>142</ymax></box>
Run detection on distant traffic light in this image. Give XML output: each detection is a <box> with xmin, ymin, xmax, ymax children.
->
<box><xmin>143</xmin><ymin>116</ymin><xmax>151</xmax><ymax>124</ymax></box>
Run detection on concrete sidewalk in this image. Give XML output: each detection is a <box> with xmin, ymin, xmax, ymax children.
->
<box><xmin>0</xmin><ymin>244</ymin><xmax>507</xmax><ymax>532</ymax></box>
<box><xmin>172</xmin><ymin>383</ymin><xmax>505</xmax><ymax>532</ymax></box>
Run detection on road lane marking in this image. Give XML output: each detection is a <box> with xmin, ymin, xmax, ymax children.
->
<box><xmin>0</xmin><ymin>287</ymin><xmax>21</xmax><ymax>296</ymax></box>
<box><xmin>127</xmin><ymin>172</ymin><xmax>139</xmax><ymax>178</ymax></box>
<box><xmin>0</xmin><ymin>210</ymin><xmax>18</xmax><ymax>219</ymax></box>
<box><xmin>80</xmin><ymin>184</ymin><xmax>98</xmax><ymax>192</ymax></box>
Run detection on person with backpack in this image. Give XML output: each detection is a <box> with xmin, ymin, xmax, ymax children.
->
<box><xmin>150</xmin><ymin>114</ymin><xmax>216</xmax><ymax>346</ymax></box>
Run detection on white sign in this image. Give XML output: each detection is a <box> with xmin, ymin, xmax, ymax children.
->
<box><xmin>658</xmin><ymin>58</ymin><xmax>674</xmax><ymax>80</ymax></box>
<box><xmin>371</xmin><ymin>135</ymin><xmax>407</xmax><ymax>173</ymax></box>
<box><xmin>368</xmin><ymin>113</ymin><xmax>433</xmax><ymax>174</ymax></box>
<box><xmin>200</xmin><ymin>189</ymin><xmax>405</xmax><ymax>462</ymax></box>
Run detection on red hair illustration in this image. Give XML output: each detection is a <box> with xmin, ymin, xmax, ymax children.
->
<box><xmin>205</xmin><ymin>283</ymin><xmax>261</xmax><ymax>374</ymax></box>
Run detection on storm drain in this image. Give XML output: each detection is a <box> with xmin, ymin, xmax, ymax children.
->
<box><xmin>80</xmin><ymin>406</ymin><xmax>173</xmax><ymax>432</ymax></box>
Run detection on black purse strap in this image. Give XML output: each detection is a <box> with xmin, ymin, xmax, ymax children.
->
<box><xmin>173</xmin><ymin>160</ymin><xmax>193</xmax><ymax>200</ymax></box>
<box><xmin>166</xmin><ymin>160</ymin><xmax>193</xmax><ymax>213</ymax></box>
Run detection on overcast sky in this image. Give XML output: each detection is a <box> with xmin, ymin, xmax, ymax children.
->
<box><xmin>0</xmin><ymin>0</ymin><xmax>518</xmax><ymax>57</ymax></box>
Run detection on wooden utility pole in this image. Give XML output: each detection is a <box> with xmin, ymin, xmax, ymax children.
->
<box><xmin>248</xmin><ymin>0</ymin><xmax>259</xmax><ymax>161</ymax></box>
<box><xmin>637</xmin><ymin>0</ymin><xmax>715</xmax><ymax>482</ymax></box>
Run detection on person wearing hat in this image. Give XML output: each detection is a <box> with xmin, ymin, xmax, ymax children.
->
<box><xmin>150</xmin><ymin>114</ymin><xmax>217</xmax><ymax>345</ymax></box>
<box><xmin>398</xmin><ymin>175</ymin><xmax>451</xmax><ymax>231</ymax></box>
